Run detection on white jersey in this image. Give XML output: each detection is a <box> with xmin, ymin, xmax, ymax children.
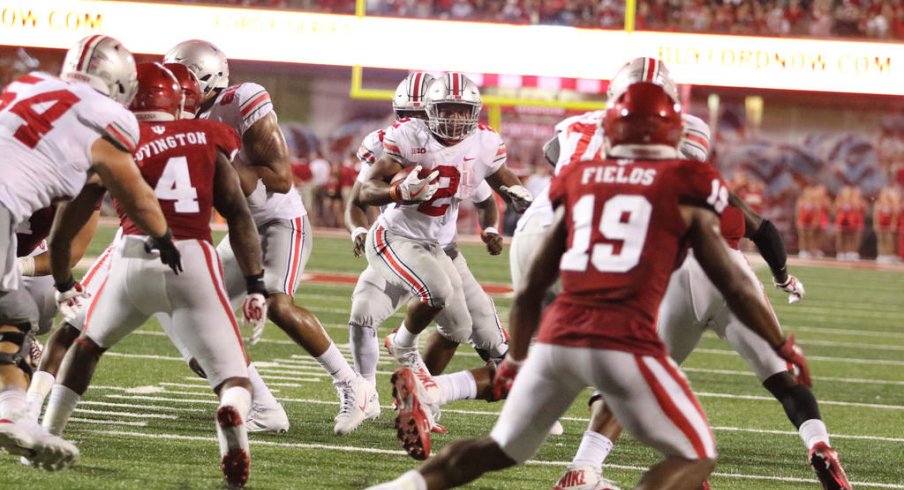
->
<box><xmin>357</xmin><ymin>124</ymin><xmax>493</xmax><ymax>246</ymax></box>
<box><xmin>199</xmin><ymin>82</ymin><xmax>305</xmax><ymax>224</ymax></box>
<box><xmin>377</xmin><ymin>119</ymin><xmax>505</xmax><ymax>242</ymax></box>
<box><xmin>516</xmin><ymin>110</ymin><xmax>710</xmax><ymax>231</ymax></box>
<box><xmin>0</xmin><ymin>72</ymin><xmax>139</xmax><ymax>224</ymax></box>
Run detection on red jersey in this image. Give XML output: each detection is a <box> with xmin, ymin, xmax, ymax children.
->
<box><xmin>16</xmin><ymin>205</ymin><xmax>56</xmax><ymax>257</ymax></box>
<box><xmin>118</xmin><ymin>119</ymin><xmax>240</xmax><ymax>243</ymax></box>
<box><xmin>538</xmin><ymin>158</ymin><xmax>727</xmax><ymax>356</ymax></box>
<box><xmin>720</xmin><ymin>206</ymin><xmax>745</xmax><ymax>249</ymax></box>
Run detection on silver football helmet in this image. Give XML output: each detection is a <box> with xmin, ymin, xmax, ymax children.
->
<box><xmin>392</xmin><ymin>72</ymin><xmax>434</xmax><ymax>120</ymax></box>
<box><xmin>425</xmin><ymin>73</ymin><xmax>482</xmax><ymax>142</ymax></box>
<box><xmin>60</xmin><ymin>35</ymin><xmax>137</xmax><ymax>106</ymax></box>
<box><xmin>163</xmin><ymin>40</ymin><xmax>229</xmax><ymax>99</ymax></box>
<box><xmin>607</xmin><ymin>57</ymin><xmax>679</xmax><ymax>103</ymax></box>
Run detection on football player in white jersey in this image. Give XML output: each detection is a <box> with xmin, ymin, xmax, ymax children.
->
<box><xmin>0</xmin><ymin>35</ymin><xmax>179</xmax><ymax>470</ymax></box>
<box><xmin>338</xmin><ymin>73</ymin><xmax>508</xmax><ymax>436</ymax></box>
<box><xmin>359</xmin><ymin>73</ymin><xmax>531</xmax><ymax>449</ymax></box>
<box><xmin>164</xmin><ymin>40</ymin><xmax>369</xmax><ymax>432</ymax></box>
<box><xmin>525</xmin><ymin>59</ymin><xmax>848</xmax><ymax>490</ymax></box>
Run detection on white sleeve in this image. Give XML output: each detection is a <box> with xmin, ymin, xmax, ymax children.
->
<box><xmin>680</xmin><ymin>114</ymin><xmax>711</xmax><ymax>162</ymax></box>
<box><xmin>80</xmin><ymin>96</ymin><xmax>140</xmax><ymax>153</ymax></box>
<box><xmin>235</xmin><ymin>82</ymin><xmax>274</xmax><ymax>135</ymax></box>
<box><xmin>470</xmin><ymin>181</ymin><xmax>492</xmax><ymax>203</ymax></box>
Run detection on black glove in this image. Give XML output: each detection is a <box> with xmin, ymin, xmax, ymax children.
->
<box><xmin>145</xmin><ymin>229</ymin><xmax>183</xmax><ymax>274</ymax></box>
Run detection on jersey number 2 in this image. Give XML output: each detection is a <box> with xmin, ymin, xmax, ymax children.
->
<box><xmin>155</xmin><ymin>157</ymin><xmax>200</xmax><ymax>213</ymax></box>
<box><xmin>560</xmin><ymin>194</ymin><xmax>652</xmax><ymax>273</ymax></box>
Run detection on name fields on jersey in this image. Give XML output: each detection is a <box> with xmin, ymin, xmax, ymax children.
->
<box><xmin>135</xmin><ymin>130</ymin><xmax>208</xmax><ymax>161</ymax></box>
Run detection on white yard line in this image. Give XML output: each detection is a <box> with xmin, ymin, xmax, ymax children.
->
<box><xmin>695</xmin><ymin>392</ymin><xmax>904</xmax><ymax>411</ymax></box>
<box><xmin>85</xmin><ymin>429</ymin><xmax>904</xmax><ymax>489</ymax></box>
<box><xmin>682</xmin><ymin>367</ymin><xmax>904</xmax><ymax>386</ymax></box>
<box><xmin>69</xmin><ymin>418</ymin><xmax>147</xmax><ymax>427</ymax></box>
<box><xmin>693</xmin><ymin>348</ymin><xmax>904</xmax><ymax>366</ymax></box>
<box><xmin>74</xmin><ymin>408</ymin><xmax>177</xmax><ymax>419</ymax></box>
<box><xmin>78</xmin><ymin>400</ymin><xmax>204</xmax><ymax>413</ymax></box>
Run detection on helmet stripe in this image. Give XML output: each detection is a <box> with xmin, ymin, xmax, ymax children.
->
<box><xmin>411</xmin><ymin>73</ymin><xmax>422</xmax><ymax>103</ymax></box>
<box><xmin>76</xmin><ymin>34</ymin><xmax>105</xmax><ymax>72</ymax></box>
<box><xmin>451</xmin><ymin>73</ymin><xmax>460</xmax><ymax>97</ymax></box>
<box><xmin>644</xmin><ymin>58</ymin><xmax>657</xmax><ymax>82</ymax></box>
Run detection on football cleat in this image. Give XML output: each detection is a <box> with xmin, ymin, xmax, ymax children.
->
<box><xmin>334</xmin><ymin>376</ymin><xmax>380</xmax><ymax>435</ymax></box>
<box><xmin>554</xmin><ymin>466</ymin><xmax>621</xmax><ymax>490</ymax></box>
<box><xmin>391</xmin><ymin>367</ymin><xmax>443</xmax><ymax>460</ymax></box>
<box><xmin>549</xmin><ymin>420</ymin><xmax>565</xmax><ymax>436</ymax></box>
<box><xmin>217</xmin><ymin>405</ymin><xmax>250</xmax><ymax>487</ymax></box>
<box><xmin>245</xmin><ymin>401</ymin><xmax>289</xmax><ymax>434</ymax></box>
<box><xmin>1</xmin><ymin>418</ymin><xmax>79</xmax><ymax>471</ymax></box>
<box><xmin>384</xmin><ymin>331</ymin><xmax>441</xmax><ymax>408</ymax></box>
<box><xmin>809</xmin><ymin>442</ymin><xmax>852</xmax><ymax>490</ymax></box>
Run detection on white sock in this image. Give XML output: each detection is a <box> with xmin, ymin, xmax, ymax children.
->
<box><xmin>571</xmin><ymin>431</ymin><xmax>614</xmax><ymax>469</ymax></box>
<box><xmin>434</xmin><ymin>371</ymin><xmax>477</xmax><ymax>405</ymax></box>
<box><xmin>0</xmin><ymin>387</ymin><xmax>29</xmax><ymax>421</ymax></box>
<box><xmin>247</xmin><ymin>364</ymin><xmax>279</xmax><ymax>407</ymax></box>
<box><xmin>349</xmin><ymin>324</ymin><xmax>379</xmax><ymax>388</ymax></box>
<box><xmin>217</xmin><ymin>386</ymin><xmax>251</xmax><ymax>455</ymax></box>
<box><xmin>799</xmin><ymin>419</ymin><xmax>830</xmax><ymax>450</ymax></box>
<box><xmin>42</xmin><ymin>385</ymin><xmax>80</xmax><ymax>436</ymax></box>
<box><xmin>392</xmin><ymin>470</ymin><xmax>427</xmax><ymax>490</ymax></box>
<box><xmin>316</xmin><ymin>343</ymin><xmax>356</xmax><ymax>383</ymax></box>
<box><xmin>393</xmin><ymin>323</ymin><xmax>419</xmax><ymax>348</ymax></box>
<box><xmin>26</xmin><ymin>370</ymin><xmax>56</xmax><ymax>421</ymax></box>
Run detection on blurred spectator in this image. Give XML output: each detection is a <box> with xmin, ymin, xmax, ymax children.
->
<box><xmin>874</xmin><ymin>185</ymin><xmax>901</xmax><ymax>262</ymax></box>
<box><xmin>796</xmin><ymin>183</ymin><xmax>831</xmax><ymax>257</ymax></box>
<box><xmin>834</xmin><ymin>185</ymin><xmax>866</xmax><ymax>260</ymax></box>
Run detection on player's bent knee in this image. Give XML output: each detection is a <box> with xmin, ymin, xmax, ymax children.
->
<box><xmin>215</xmin><ymin>376</ymin><xmax>252</xmax><ymax>395</ymax></box>
<box><xmin>74</xmin><ymin>335</ymin><xmax>107</xmax><ymax>360</ymax></box>
<box><xmin>0</xmin><ymin>323</ymin><xmax>35</xmax><ymax>379</ymax></box>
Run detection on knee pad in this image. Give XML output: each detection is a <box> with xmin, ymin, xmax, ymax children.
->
<box><xmin>0</xmin><ymin>324</ymin><xmax>35</xmax><ymax>379</ymax></box>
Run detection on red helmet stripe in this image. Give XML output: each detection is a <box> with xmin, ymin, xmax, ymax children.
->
<box><xmin>644</xmin><ymin>58</ymin><xmax>657</xmax><ymax>82</ymax></box>
<box><xmin>451</xmin><ymin>73</ymin><xmax>461</xmax><ymax>97</ymax></box>
<box><xmin>77</xmin><ymin>35</ymin><xmax>105</xmax><ymax>72</ymax></box>
<box><xmin>411</xmin><ymin>73</ymin><xmax>422</xmax><ymax>103</ymax></box>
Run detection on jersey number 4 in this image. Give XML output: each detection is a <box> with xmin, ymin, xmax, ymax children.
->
<box><xmin>561</xmin><ymin>194</ymin><xmax>652</xmax><ymax>273</ymax></box>
<box><xmin>0</xmin><ymin>88</ymin><xmax>81</xmax><ymax>149</ymax></box>
<box><xmin>154</xmin><ymin>157</ymin><xmax>200</xmax><ymax>213</ymax></box>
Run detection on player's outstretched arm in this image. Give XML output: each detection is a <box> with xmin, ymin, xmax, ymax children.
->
<box><xmin>242</xmin><ymin>112</ymin><xmax>293</xmax><ymax>194</ymax></box>
<box><xmin>90</xmin><ymin>137</ymin><xmax>169</xmax><ymax>240</ymax></box>
<box><xmin>359</xmin><ymin>155</ymin><xmax>404</xmax><ymax>206</ymax></box>
<box><xmin>685</xmin><ymin>205</ymin><xmax>811</xmax><ymax>386</ymax></box>
<box><xmin>344</xmin><ymin>180</ymin><xmax>370</xmax><ymax>257</ymax></box>
<box><xmin>213</xmin><ymin>151</ymin><xmax>264</xmax><ymax>277</ymax></box>
<box><xmin>731</xmin><ymin>192</ymin><xmax>804</xmax><ymax>303</ymax></box>
<box><xmin>474</xmin><ymin>196</ymin><xmax>502</xmax><ymax>256</ymax></box>
<box><xmin>486</xmin><ymin>166</ymin><xmax>533</xmax><ymax>213</ymax></box>
<box><xmin>25</xmin><ymin>210</ymin><xmax>100</xmax><ymax>277</ymax></box>
<box><xmin>48</xmin><ymin>182</ymin><xmax>106</xmax><ymax>287</ymax></box>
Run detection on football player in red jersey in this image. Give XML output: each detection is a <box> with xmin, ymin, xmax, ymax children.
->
<box><xmin>367</xmin><ymin>83</ymin><xmax>810</xmax><ymax>490</ymax></box>
<box><xmin>41</xmin><ymin>63</ymin><xmax>264</xmax><ymax>487</ymax></box>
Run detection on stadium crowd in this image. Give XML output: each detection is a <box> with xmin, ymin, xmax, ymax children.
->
<box><xmin>183</xmin><ymin>0</ymin><xmax>904</xmax><ymax>39</ymax></box>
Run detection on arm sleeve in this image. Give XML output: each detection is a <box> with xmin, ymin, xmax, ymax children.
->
<box><xmin>470</xmin><ymin>181</ymin><xmax>492</xmax><ymax>203</ymax></box>
<box><xmin>382</xmin><ymin>125</ymin><xmax>404</xmax><ymax>163</ymax></box>
<box><xmin>679</xmin><ymin>114</ymin><xmax>711</xmax><ymax>162</ymax></box>
<box><xmin>235</xmin><ymin>83</ymin><xmax>274</xmax><ymax>135</ymax></box>
<box><xmin>750</xmin><ymin>219</ymin><xmax>788</xmax><ymax>276</ymax></box>
<box><xmin>89</xmin><ymin>101</ymin><xmax>140</xmax><ymax>154</ymax></box>
<box><xmin>489</xmin><ymin>135</ymin><xmax>507</xmax><ymax>172</ymax></box>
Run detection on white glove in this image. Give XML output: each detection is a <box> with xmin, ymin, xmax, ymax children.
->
<box><xmin>391</xmin><ymin>165</ymin><xmax>440</xmax><ymax>202</ymax></box>
<box><xmin>54</xmin><ymin>280</ymin><xmax>89</xmax><ymax>322</ymax></box>
<box><xmin>242</xmin><ymin>293</ymin><xmax>268</xmax><ymax>345</ymax></box>
<box><xmin>500</xmin><ymin>184</ymin><xmax>533</xmax><ymax>213</ymax></box>
<box><xmin>774</xmin><ymin>275</ymin><xmax>805</xmax><ymax>304</ymax></box>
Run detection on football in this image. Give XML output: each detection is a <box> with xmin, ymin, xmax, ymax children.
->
<box><xmin>391</xmin><ymin>166</ymin><xmax>432</xmax><ymax>184</ymax></box>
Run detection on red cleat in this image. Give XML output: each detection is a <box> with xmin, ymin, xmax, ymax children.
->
<box><xmin>391</xmin><ymin>367</ymin><xmax>440</xmax><ymax>460</ymax></box>
<box><xmin>809</xmin><ymin>442</ymin><xmax>852</xmax><ymax>490</ymax></box>
<box><xmin>217</xmin><ymin>406</ymin><xmax>250</xmax><ymax>487</ymax></box>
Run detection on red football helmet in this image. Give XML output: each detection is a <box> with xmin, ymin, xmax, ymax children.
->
<box><xmin>129</xmin><ymin>62</ymin><xmax>181</xmax><ymax>120</ymax></box>
<box><xmin>604</xmin><ymin>82</ymin><xmax>683</xmax><ymax>153</ymax></box>
<box><xmin>164</xmin><ymin>62</ymin><xmax>202</xmax><ymax>119</ymax></box>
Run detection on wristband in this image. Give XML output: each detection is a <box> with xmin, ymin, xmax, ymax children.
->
<box><xmin>55</xmin><ymin>277</ymin><xmax>76</xmax><ymax>293</ymax></box>
<box><xmin>153</xmin><ymin>228</ymin><xmax>173</xmax><ymax>242</ymax></box>
<box><xmin>351</xmin><ymin>227</ymin><xmax>368</xmax><ymax>242</ymax></box>
<box><xmin>244</xmin><ymin>271</ymin><xmax>268</xmax><ymax>296</ymax></box>
<box><xmin>482</xmin><ymin>227</ymin><xmax>499</xmax><ymax>236</ymax></box>
<box><xmin>389</xmin><ymin>182</ymin><xmax>402</xmax><ymax>202</ymax></box>
<box><xmin>17</xmin><ymin>256</ymin><xmax>35</xmax><ymax>277</ymax></box>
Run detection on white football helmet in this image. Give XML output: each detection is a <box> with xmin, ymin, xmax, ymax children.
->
<box><xmin>425</xmin><ymin>73</ymin><xmax>482</xmax><ymax>142</ymax></box>
<box><xmin>163</xmin><ymin>40</ymin><xmax>229</xmax><ymax>99</ymax></box>
<box><xmin>607</xmin><ymin>57</ymin><xmax>678</xmax><ymax>103</ymax></box>
<box><xmin>60</xmin><ymin>35</ymin><xmax>137</xmax><ymax>106</ymax></box>
<box><xmin>393</xmin><ymin>72</ymin><xmax>434</xmax><ymax>120</ymax></box>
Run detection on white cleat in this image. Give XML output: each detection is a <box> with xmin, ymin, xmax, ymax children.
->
<box><xmin>0</xmin><ymin>419</ymin><xmax>79</xmax><ymax>471</ymax></box>
<box><xmin>548</xmin><ymin>419</ymin><xmax>565</xmax><ymax>436</ymax></box>
<box><xmin>554</xmin><ymin>466</ymin><xmax>621</xmax><ymax>490</ymax></box>
<box><xmin>333</xmin><ymin>376</ymin><xmax>380</xmax><ymax>435</ymax></box>
<box><xmin>245</xmin><ymin>401</ymin><xmax>289</xmax><ymax>434</ymax></box>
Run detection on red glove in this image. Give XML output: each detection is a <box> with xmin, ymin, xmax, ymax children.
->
<box><xmin>776</xmin><ymin>335</ymin><xmax>811</xmax><ymax>388</ymax></box>
<box><xmin>492</xmin><ymin>358</ymin><xmax>523</xmax><ymax>400</ymax></box>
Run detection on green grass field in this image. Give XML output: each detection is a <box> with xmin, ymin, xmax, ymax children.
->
<box><xmin>2</xmin><ymin>224</ymin><xmax>903</xmax><ymax>489</ymax></box>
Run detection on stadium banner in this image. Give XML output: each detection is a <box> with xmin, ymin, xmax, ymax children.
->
<box><xmin>0</xmin><ymin>0</ymin><xmax>900</xmax><ymax>95</ymax></box>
